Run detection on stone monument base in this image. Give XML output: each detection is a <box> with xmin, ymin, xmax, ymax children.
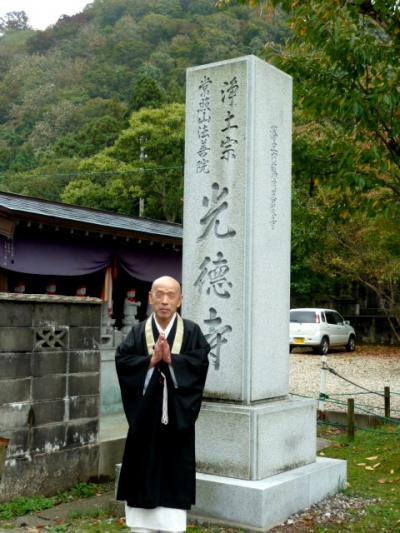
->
<box><xmin>191</xmin><ymin>457</ymin><xmax>346</xmax><ymax>531</ymax></box>
<box><xmin>196</xmin><ymin>397</ymin><xmax>317</xmax><ymax>479</ymax></box>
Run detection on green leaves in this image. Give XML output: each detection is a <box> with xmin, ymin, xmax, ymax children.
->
<box><xmin>62</xmin><ymin>103</ymin><xmax>185</xmax><ymax>222</ymax></box>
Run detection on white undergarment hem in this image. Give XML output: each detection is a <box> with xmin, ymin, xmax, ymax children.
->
<box><xmin>125</xmin><ymin>504</ymin><xmax>186</xmax><ymax>531</ymax></box>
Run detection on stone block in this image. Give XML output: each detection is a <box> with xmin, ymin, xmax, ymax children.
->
<box><xmin>69</xmin><ymin>374</ymin><xmax>100</xmax><ymax>397</ymax></box>
<box><xmin>0</xmin><ymin>353</ymin><xmax>31</xmax><ymax>378</ymax></box>
<box><xmin>31</xmin><ymin>351</ymin><xmax>67</xmax><ymax>376</ymax></box>
<box><xmin>1</xmin><ymin>428</ymin><xmax>29</xmax><ymax>457</ymax></box>
<box><xmin>69</xmin><ymin>395</ymin><xmax>100</xmax><ymax>420</ymax></box>
<box><xmin>0</xmin><ymin>402</ymin><xmax>31</xmax><ymax>429</ymax></box>
<box><xmin>100</xmin><ymin>349</ymin><xmax>123</xmax><ymax>416</ymax></box>
<box><xmin>0</xmin><ymin>378</ymin><xmax>30</xmax><ymax>405</ymax></box>
<box><xmin>32</xmin><ymin>303</ymin><xmax>70</xmax><ymax>326</ymax></box>
<box><xmin>0</xmin><ymin>327</ymin><xmax>33</xmax><ymax>352</ymax></box>
<box><xmin>32</xmin><ymin>400</ymin><xmax>65</xmax><ymax>426</ymax></box>
<box><xmin>192</xmin><ymin>458</ymin><xmax>347</xmax><ymax>530</ymax></box>
<box><xmin>0</xmin><ymin>443</ymin><xmax>100</xmax><ymax>501</ymax></box>
<box><xmin>67</xmin><ymin>419</ymin><xmax>98</xmax><ymax>447</ymax></box>
<box><xmin>69</xmin><ymin>327</ymin><xmax>100</xmax><ymax>350</ymax></box>
<box><xmin>98</xmin><ymin>437</ymin><xmax>125</xmax><ymax>479</ymax></box>
<box><xmin>32</xmin><ymin>424</ymin><xmax>66</xmax><ymax>453</ymax></box>
<box><xmin>0</xmin><ymin>302</ymin><xmax>33</xmax><ymax>326</ymax></box>
<box><xmin>70</xmin><ymin>350</ymin><xmax>100</xmax><ymax>374</ymax></box>
<box><xmin>33</xmin><ymin>326</ymin><xmax>69</xmax><ymax>351</ymax></box>
<box><xmin>32</xmin><ymin>375</ymin><xmax>66</xmax><ymax>401</ymax></box>
<box><xmin>196</xmin><ymin>397</ymin><xmax>316</xmax><ymax>480</ymax></box>
<box><xmin>69</xmin><ymin>304</ymin><xmax>101</xmax><ymax>327</ymax></box>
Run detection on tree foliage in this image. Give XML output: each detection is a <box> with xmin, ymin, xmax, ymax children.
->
<box><xmin>0</xmin><ymin>0</ymin><xmax>286</xmax><ymax>202</ymax></box>
<box><xmin>220</xmin><ymin>0</ymin><xmax>400</xmax><ymax>327</ymax></box>
<box><xmin>62</xmin><ymin>103</ymin><xmax>185</xmax><ymax>222</ymax></box>
<box><xmin>0</xmin><ymin>11</ymin><xmax>30</xmax><ymax>34</ymax></box>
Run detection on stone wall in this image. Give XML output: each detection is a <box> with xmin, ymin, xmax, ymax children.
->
<box><xmin>0</xmin><ymin>293</ymin><xmax>102</xmax><ymax>501</ymax></box>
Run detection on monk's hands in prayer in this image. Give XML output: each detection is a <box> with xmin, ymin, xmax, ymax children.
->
<box><xmin>160</xmin><ymin>335</ymin><xmax>172</xmax><ymax>364</ymax></box>
<box><xmin>150</xmin><ymin>334</ymin><xmax>171</xmax><ymax>366</ymax></box>
<box><xmin>150</xmin><ymin>336</ymin><xmax>163</xmax><ymax>367</ymax></box>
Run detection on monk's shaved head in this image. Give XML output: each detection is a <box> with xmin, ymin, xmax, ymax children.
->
<box><xmin>151</xmin><ymin>276</ymin><xmax>181</xmax><ymax>294</ymax></box>
<box><xmin>149</xmin><ymin>276</ymin><xmax>182</xmax><ymax>328</ymax></box>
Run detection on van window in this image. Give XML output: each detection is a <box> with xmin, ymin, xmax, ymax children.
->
<box><xmin>325</xmin><ymin>311</ymin><xmax>339</xmax><ymax>324</ymax></box>
<box><xmin>290</xmin><ymin>311</ymin><xmax>317</xmax><ymax>323</ymax></box>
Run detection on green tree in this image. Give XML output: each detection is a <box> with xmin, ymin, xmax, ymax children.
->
<box><xmin>220</xmin><ymin>0</ymin><xmax>400</xmax><ymax>314</ymax></box>
<box><xmin>220</xmin><ymin>0</ymin><xmax>400</xmax><ymax>205</ymax></box>
<box><xmin>130</xmin><ymin>74</ymin><xmax>165</xmax><ymax>111</ymax></box>
<box><xmin>63</xmin><ymin>103</ymin><xmax>185</xmax><ymax>221</ymax></box>
<box><xmin>0</xmin><ymin>158</ymin><xmax>81</xmax><ymax>201</ymax></box>
<box><xmin>0</xmin><ymin>11</ymin><xmax>30</xmax><ymax>33</ymax></box>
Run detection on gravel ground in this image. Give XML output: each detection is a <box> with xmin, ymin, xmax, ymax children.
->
<box><xmin>289</xmin><ymin>346</ymin><xmax>400</xmax><ymax>417</ymax></box>
<box><xmin>269</xmin><ymin>493</ymin><xmax>377</xmax><ymax>532</ymax></box>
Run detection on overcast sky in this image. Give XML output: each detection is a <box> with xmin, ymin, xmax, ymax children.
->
<box><xmin>0</xmin><ymin>0</ymin><xmax>91</xmax><ymax>30</ymax></box>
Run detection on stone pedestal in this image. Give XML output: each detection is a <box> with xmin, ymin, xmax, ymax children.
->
<box><xmin>192</xmin><ymin>458</ymin><xmax>346</xmax><ymax>531</ymax></box>
<box><xmin>196</xmin><ymin>397</ymin><xmax>316</xmax><ymax>480</ymax></box>
<box><xmin>182</xmin><ymin>56</ymin><xmax>346</xmax><ymax>529</ymax></box>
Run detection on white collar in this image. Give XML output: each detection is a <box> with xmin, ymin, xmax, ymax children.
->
<box><xmin>153</xmin><ymin>312</ymin><xmax>177</xmax><ymax>338</ymax></box>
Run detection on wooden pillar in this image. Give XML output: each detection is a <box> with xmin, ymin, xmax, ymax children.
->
<box><xmin>0</xmin><ymin>268</ymin><xmax>8</xmax><ymax>292</ymax></box>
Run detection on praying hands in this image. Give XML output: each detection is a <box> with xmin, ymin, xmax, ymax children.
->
<box><xmin>150</xmin><ymin>333</ymin><xmax>171</xmax><ymax>367</ymax></box>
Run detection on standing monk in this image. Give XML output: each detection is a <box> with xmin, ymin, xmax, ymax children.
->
<box><xmin>116</xmin><ymin>276</ymin><xmax>210</xmax><ymax>533</ymax></box>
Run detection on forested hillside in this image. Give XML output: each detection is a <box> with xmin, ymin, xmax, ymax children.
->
<box><xmin>0</xmin><ymin>0</ymin><xmax>287</xmax><ymax>207</ymax></box>
<box><xmin>1</xmin><ymin>0</ymin><xmax>399</xmax><ymax>326</ymax></box>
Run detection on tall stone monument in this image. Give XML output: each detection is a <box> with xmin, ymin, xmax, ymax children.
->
<box><xmin>182</xmin><ymin>56</ymin><xmax>346</xmax><ymax>530</ymax></box>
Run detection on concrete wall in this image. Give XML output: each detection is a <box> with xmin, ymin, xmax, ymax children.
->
<box><xmin>0</xmin><ymin>293</ymin><xmax>101</xmax><ymax>500</ymax></box>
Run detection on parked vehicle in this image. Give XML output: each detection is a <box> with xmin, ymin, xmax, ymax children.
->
<box><xmin>289</xmin><ymin>308</ymin><xmax>356</xmax><ymax>355</ymax></box>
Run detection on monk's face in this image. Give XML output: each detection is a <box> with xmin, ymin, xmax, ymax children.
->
<box><xmin>149</xmin><ymin>276</ymin><xmax>182</xmax><ymax>327</ymax></box>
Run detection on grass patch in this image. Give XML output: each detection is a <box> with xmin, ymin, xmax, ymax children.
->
<box><xmin>0</xmin><ymin>482</ymin><xmax>111</xmax><ymax>521</ymax></box>
<box><xmin>0</xmin><ymin>495</ymin><xmax>55</xmax><ymax>520</ymax></box>
<box><xmin>315</xmin><ymin>423</ymin><xmax>400</xmax><ymax>531</ymax></box>
<box><xmin>44</xmin><ymin>517</ymin><xmax>128</xmax><ymax>532</ymax></box>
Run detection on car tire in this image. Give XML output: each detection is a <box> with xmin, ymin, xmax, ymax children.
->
<box><xmin>289</xmin><ymin>345</ymin><xmax>294</xmax><ymax>353</ymax></box>
<box><xmin>318</xmin><ymin>337</ymin><xmax>329</xmax><ymax>355</ymax></box>
<box><xmin>346</xmin><ymin>335</ymin><xmax>356</xmax><ymax>352</ymax></box>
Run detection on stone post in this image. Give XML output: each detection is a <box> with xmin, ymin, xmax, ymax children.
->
<box><xmin>183</xmin><ymin>56</ymin><xmax>346</xmax><ymax>530</ymax></box>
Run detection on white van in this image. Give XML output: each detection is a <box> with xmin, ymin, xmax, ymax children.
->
<box><xmin>290</xmin><ymin>308</ymin><xmax>356</xmax><ymax>355</ymax></box>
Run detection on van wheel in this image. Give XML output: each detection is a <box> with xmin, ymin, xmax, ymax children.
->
<box><xmin>346</xmin><ymin>335</ymin><xmax>356</xmax><ymax>352</ymax></box>
<box><xmin>318</xmin><ymin>337</ymin><xmax>329</xmax><ymax>355</ymax></box>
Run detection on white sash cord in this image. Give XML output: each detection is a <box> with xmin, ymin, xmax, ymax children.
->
<box><xmin>160</xmin><ymin>371</ymin><xmax>168</xmax><ymax>425</ymax></box>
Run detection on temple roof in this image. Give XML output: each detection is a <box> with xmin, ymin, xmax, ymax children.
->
<box><xmin>0</xmin><ymin>192</ymin><xmax>182</xmax><ymax>244</ymax></box>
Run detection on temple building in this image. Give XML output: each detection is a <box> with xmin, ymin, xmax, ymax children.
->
<box><xmin>0</xmin><ymin>191</ymin><xmax>182</xmax><ymax>326</ymax></box>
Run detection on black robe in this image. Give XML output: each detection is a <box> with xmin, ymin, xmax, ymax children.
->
<box><xmin>115</xmin><ymin>316</ymin><xmax>210</xmax><ymax>510</ymax></box>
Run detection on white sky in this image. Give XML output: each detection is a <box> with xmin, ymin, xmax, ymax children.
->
<box><xmin>0</xmin><ymin>0</ymin><xmax>91</xmax><ymax>30</ymax></box>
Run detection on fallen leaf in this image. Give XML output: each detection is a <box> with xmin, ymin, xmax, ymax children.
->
<box><xmin>357</xmin><ymin>463</ymin><xmax>366</xmax><ymax>466</ymax></box>
<box><xmin>366</xmin><ymin>456</ymin><xmax>378</xmax><ymax>461</ymax></box>
<box><xmin>390</xmin><ymin>469</ymin><xmax>395</xmax><ymax>474</ymax></box>
<box><xmin>319</xmin><ymin>452</ymin><xmax>325</xmax><ymax>456</ymax></box>
<box><xmin>377</xmin><ymin>479</ymin><xmax>386</xmax><ymax>484</ymax></box>
<box><xmin>373</xmin><ymin>463</ymin><xmax>381</xmax><ymax>469</ymax></box>
<box><xmin>365</xmin><ymin>466</ymin><xmax>374</xmax><ymax>471</ymax></box>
